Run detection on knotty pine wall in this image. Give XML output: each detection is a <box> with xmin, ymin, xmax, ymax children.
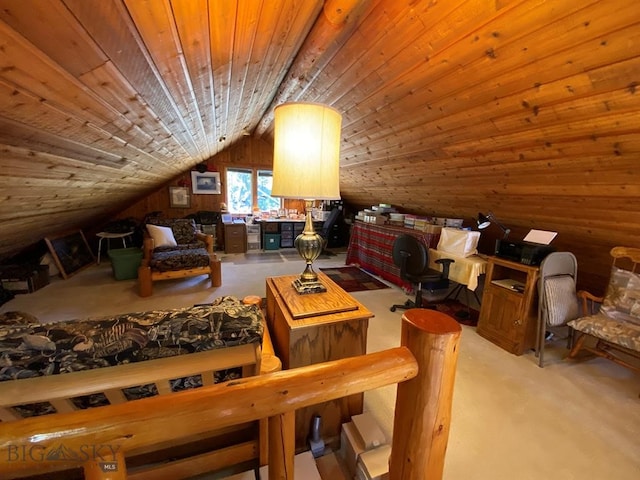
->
<box><xmin>1</xmin><ymin>0</ymin><xmax>639</xmax><ymax>299</ymax></box>
<box><xmin>114</xmin><ymin>138</ymin><xmax>273</xmax><ymax>221</ymax></box>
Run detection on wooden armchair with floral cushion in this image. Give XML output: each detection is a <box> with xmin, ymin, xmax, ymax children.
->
<box><xmin>138</xmin><ymin>218</ymin><xmax>221</xmax><ymax>297</ymax></box>
<box><xmin>567</xmin><ymin>247</ymin><xmax>640</xmax><ymax>373</ymax></box>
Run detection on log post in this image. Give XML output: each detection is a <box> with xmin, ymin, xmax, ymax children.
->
<box><xmin>210</xmin><ymin>253</ymin><xmax>222</xmax><ymax>287</ymax></box>
<box><xmin>137</xmin><ymin>265</ymin><xmax>152</xmax><ymax>297</ymax></box>
<box><xmin>268</xmin><ymin>411</ymin><xmax>295</xmax><ymax>480</ymax></box>
<box><xmin>389</xmin><ymin>308</ymin><xmax>462</xmax><ymax>480</ymax></box>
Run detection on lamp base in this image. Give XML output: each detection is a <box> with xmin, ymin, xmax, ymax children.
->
<box><xmin>292</xmin><ymin>277</ymin><xmax>327</xmax><ymax>295</ymax></box>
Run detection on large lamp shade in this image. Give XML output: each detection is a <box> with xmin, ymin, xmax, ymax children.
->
<box><xmin>271</xmin><ymin>103</ymin><xmax>342</xmax><ymax>200</ymax></box>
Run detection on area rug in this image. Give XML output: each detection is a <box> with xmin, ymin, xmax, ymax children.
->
<box><xmin>320</xmin><ymin>266</ymin><xmax>389</xmax><ymax>293</ymax></box>
<box><xmin>433</xmin><ymin>299</ymin><xmax>479</xmax><ymax>327</ymax></box>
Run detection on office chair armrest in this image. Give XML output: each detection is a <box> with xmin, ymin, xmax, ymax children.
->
<box><xmin>435</xmin><ymin>258</ymin><xmax>454</xmax><ymax>279</ymax></box>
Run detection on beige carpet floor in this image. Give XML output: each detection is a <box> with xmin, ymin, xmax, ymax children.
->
<box><xmin>2</xmin><ymin>251</ymin><xmax>639</xmax><ymax>479</ymax></box>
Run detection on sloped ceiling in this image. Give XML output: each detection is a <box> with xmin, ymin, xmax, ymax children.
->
<box><xmin>0</xmin><ymin>0</ymin><xmax>639</xmax><ymax>280</ymax></box>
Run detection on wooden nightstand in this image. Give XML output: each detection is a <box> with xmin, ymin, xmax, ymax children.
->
<box><xmin>223</xmin><ymin>221</ymin><xmax>246</xmax><ymax>253</ymax></box>
<box><xmin>265</xmin><ymin>271</ymin><xmax>373</xmax><ymax>451</ymax></box>
<box><xmin>477</xmin><ymin>256</ymin><xmax>539</xmax><ymax>355</ymax></box>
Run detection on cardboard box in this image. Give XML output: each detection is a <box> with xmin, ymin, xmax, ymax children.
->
<box><xmin>351</xmin><ymin>412</ymin><xmax>387</xmax><ymax>450</ymax></box>
<box><xmin>0</xmin><ymin>264</ymin><xmax>49</xmax><ymax>294</ymax></box>
<box><xmin>338</xmin><ymin>421</ymin><xmax>366</xmax><ymax>478</ymax></box>
<box><xmin>314</xmin><ymin>452</ymin><xmax>350</xmax><ymax>480</ymax></box>
<box><xmin>227</xmin><ymin>451</ymin><xmax>322</xmax><ymax>479</ymax></box>
<box><xmin>356</xmin><ymin>445</ymin><xmax>391</xmax><ymax>480</ymax></box>
<box><xmin>259</xmin><ymin>450</ymin><xmax>322</xmax><ymax>479</ymax></box>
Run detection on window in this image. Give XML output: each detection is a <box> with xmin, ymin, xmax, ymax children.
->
<box><xmin>257</xmin><ymin>170</ymin><xmax>281</xmax><ymax>212</ymax></box>
<box><xmin>226</xmin><ymin>168</ymin><xmax>252</xmax><ymax>213</ymax></box>
<box><xmin>226</xmin><ymin>168</ymin><xmax>281</xmax><ymax>213</ymax></box>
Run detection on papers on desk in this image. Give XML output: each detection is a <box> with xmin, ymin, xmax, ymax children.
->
<box><xmin>523</xmin><ymin>229</ymin><xmax>557</xmax><ymax>245</ymax></box>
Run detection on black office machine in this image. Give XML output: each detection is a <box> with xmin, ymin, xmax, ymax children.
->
<box><xmin>495</xmin><ymin>239</ymin><xmax>555</xmax><ymax>266</ymax></box>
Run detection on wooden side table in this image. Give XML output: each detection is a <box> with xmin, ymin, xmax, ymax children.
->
<box><xmin>477</xmin><ymin>256</ymin><xmax>540</xmax><ymax>355</ymax></box>
<box><xmin>265</xmin><ymin>271</ymin><xmax>373</xmax><ymax>450</ymax></box>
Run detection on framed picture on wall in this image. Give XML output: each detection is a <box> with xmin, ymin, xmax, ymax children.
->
<box><xmin>191</xmin><ymin>171</ymin><xmax>221</xmax><ymax>194</ymax></box>
<box><xmin>169</xmin><ymin>186</ymin><xmax>191</xmax><ymax>208</ymax></box>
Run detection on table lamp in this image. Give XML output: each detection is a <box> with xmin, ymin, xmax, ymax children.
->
<box><xmin>271</xmin><ymin>102</ymin><xmax>342</xmax><ymax>294</ymax></box>
<box><xmin>477</xmin><ymin>212</ymin><xmax>511</xmax><ymax>239</ymax></box>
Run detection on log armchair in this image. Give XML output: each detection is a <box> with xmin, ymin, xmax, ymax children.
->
<box><xmin>138</xmin><ymin>218</ymin><xmax>221</xmax><ymax>297</ymax></box>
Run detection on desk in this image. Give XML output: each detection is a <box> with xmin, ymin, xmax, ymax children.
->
<box><xmin>428</xmin><ymin>249</ymin><xmax>487</xmax><ymax>291</ymax></box>
<box><xmin>345</xmin><ymin>222</ymin><xmax>440</xmax><ymax>290</ymax></box>
<box><xmin>96</xmin><ymin>231</ymin><xmax>134</xmax><ymax>264</ymax></box>
<box><xmin>256</xmin><ymin>219</ymin><xmax>323</xmax><ymax>248</ymax></box>
<box><xmin>265</xmin><ymin>271</ymin><xmax>373</xmax><ymax>450</ymax></box>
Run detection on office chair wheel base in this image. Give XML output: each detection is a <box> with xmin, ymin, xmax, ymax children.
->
<box><xmin>390</xmin><ymin>306</ymin><xmax>396</xmax><ymax>312</ymax></box>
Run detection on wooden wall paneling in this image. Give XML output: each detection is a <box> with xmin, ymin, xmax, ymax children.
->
<box><xmin>171</xmin><ymin>0</ymin><xmax>218</xmax><ymax>156</ymax></box>
<box><xmin>234</xmin><ymin>0</ymin><xmax>321</xmax><ymax>134</ymax></box>
<box><xmin>0</xmin><ymin>21</ymin><xmax>126</xmax><ymax>134</ymax></box>
<box><xmin>337</xmin><ymin>1</ymin><xmax>634</xmax><ymax>158</ymax></box>
<box><xmin>113</xmin><ymin>137</ymin><xmax>274</xmax><ymax>223</ymax></box>
<box><xmin>79</xmin><ymin>62</ymin><xmax>190</xmax><ymax>167</ymax></box>
<box><xmin>124</xmin><ymin>0</ymin><xmax>209</xmax><ymax>158</ymax></box>
<box><xmin>63</xmin><ymin>0</ymin><xmax>201</xmax><ymax>157</ymax></box>
<box><xmin>0</xmin><ymin>118</ymin><xmax>127</xmax><ymax>170</ymax></box>
<box><xmin>208</xmin><ymin>0</ymin><xmax>239</xmax><ymax>149</ymax></box>
<box><xmin>0</xmin><ymin>0</ymin><xmax>107</xmax><ymax>77</ymax></box>
<box><xmin>307</xmin><ymin>0</ymin><xmax>473</xmax><ymax>107</ymax></box>
<box><xmin>225</xmin><ymin>1</ymin><xmax>268</xmax><ymax>137</ymax></box>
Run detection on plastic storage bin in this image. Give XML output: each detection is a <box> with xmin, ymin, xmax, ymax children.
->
<box><xmin>263</xmin><ymin>233</ymin><xmax>281</xmax><ymax>250</ymax></box>
<box><xmin>108</xmin><ymin>247</ymin><xmax>143</xmax><ymax>280</ymax></box>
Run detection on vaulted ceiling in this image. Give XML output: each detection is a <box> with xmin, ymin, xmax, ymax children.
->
<box><xmin>0</xmin><ymin>0</ymin><xmax>639</xmax><ymax>287</ymax></box>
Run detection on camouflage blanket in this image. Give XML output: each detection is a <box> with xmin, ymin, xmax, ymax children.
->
<box><xmin>0</xmin><ymin>296</ymin><xmax>263</xmax><ymax>418</ymax></box>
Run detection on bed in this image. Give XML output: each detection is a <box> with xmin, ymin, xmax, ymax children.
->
<box><xmin>0</xmin><ymin>296</ymin><xmax>281</xmax><ymax>479</ymax></box>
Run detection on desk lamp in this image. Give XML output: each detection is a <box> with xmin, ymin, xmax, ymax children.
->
<box><xmin>271</xmin><ymin>102</ymin><xmax>342</xmax><ymax>294</ymax></box>
<box><xmin>477</xmin><ymin>212</ymin><xmax>511</xmax><ymax>239</ymax></box>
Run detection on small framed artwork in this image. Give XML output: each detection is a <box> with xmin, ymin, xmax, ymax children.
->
<box><xmin>169</xmin><ymin>186</ymin><xmax>190</xmax><ymax>208</ymax></box>
<box><xmin>191</xmin><ymin>171</ymin><xmax>221</xmax><ymax>194</ymax></box>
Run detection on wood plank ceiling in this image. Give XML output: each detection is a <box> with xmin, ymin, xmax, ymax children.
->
<box><xmin>0</xmin><ymin>0</ymin><xmax>639</xmax><ymax>289</ymax></box>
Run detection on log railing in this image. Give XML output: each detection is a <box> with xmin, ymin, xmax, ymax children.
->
<box><xmin>0</xmin><ymin>309</ymin><xmax>461</xmax><ymax>480</ymax></box>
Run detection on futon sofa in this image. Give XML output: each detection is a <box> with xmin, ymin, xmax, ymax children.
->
<box><xmin>138</xmin><ymin>218</ymin><xmax>221</xmax><ymax>296</ymax></box>
<box><xmin>0</xmin><ymin>296</ymin><xmax>280</xmax><ymax>479</ymax></box>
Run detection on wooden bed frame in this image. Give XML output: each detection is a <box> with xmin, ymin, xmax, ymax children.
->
<box><xmin>0</xmin><ymin>317</ymin><xmax>280</xmax><ymax>480</ymax></box>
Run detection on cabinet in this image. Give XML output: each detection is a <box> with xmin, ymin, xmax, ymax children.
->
<box><xmin>246</xmin><ymin>223</ymin><xmax>261</xmax><ymax>251</ymax></box>
<box><xmin>280</xmin><ymin>222</ymin><xmax>294</xmax><ymax>248</ymax></box>
<box><xmin>265</xmin><ymin>272</ymin><xmax>373</xmax><ymax>450</ymax></box>
<box><xmin>257</xmin><ymin>220</ymin><xmax>324</xmax><ymax>249</ymax></box>
<box><xmin>477</xmin><ymin>256</ymin><xmax>539</xmax><ymax>355</ymax></box>
<box><xmin>223</xmin><ymin>222</ymin><xmax>246</xmax><ymax>254</ymax></box>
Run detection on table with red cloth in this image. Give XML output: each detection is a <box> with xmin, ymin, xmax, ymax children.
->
<box><xmin>345</xmin><ymin>222</ymin><xmax>441</xmax><ymax>290</ymax></box>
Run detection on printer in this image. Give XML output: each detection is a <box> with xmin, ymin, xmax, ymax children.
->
<box><xmin>495</xmin><ymin>239</ymin><xmax>555</xmax><ymax>266</ymax></box>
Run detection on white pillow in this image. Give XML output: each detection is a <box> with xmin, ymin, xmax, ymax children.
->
<box><xmin>437</xmin><ymin>227</ymin><xmax>480</xmax><ymax>257</ymax></box>
<box><xmin>146</xmin><ymin>224</ymin><xmax>177</xmax><ymax>247</ymax></box>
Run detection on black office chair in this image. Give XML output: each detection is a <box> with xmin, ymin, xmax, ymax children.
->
<box><xmin>319</xmin><ymin>208</ymin><xmax>342</xmax><ymax>251</ymax></box>
<box><xmin>390</xmin><ymin>234</ymin><xmax>454</xmax><ymax>312</ymax></box>
<box><xmin>320</xmin><ymin>208</ymin><xmax>341</xmax><ymax>237</ymax></box>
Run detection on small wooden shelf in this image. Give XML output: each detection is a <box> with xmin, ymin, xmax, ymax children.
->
<box><xmin>477</xmin><ymin>256</ymin><xmax>539</xmax><ymax>355</ymax></box>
